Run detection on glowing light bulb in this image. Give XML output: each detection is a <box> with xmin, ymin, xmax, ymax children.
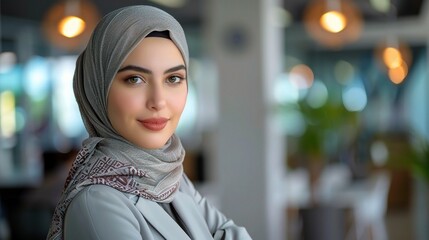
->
<box><xmin>383</xmin><ymin>47</ymin><xmax>402</xmax><ymax>69</ymax></box>
<box><xmin>388</xmin><ymin>61</ymin><xmax>408</xmax><ymax>84</ymax></box>
<box><xmin>58</xmin><ymin>16</ymin><xmax>86</xmax><ymax>38</ymax></box>
<box><xmin>320</xmin><ymin>10</ymin><xmax>347</xmax><ymax>33</ymax></box>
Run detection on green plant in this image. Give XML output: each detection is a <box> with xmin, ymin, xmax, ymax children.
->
<box><xmin>409</xmin><ymin>137</ymin><xmax>429</xmax><ymax>182</ymax></box>
<box><xmin>297</xmin><ymin>100</ymin><xmax>358</xmax><ymax>158</ymax></box>
<box><xmin>385</xmin><ymin>133</ymin><xmax>429</xmax><ymax>183</ymax></box>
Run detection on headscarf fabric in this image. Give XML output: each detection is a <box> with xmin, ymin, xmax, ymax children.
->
<box><xmin>47</xmin><ymin>5</ymin><xmax>189</xmax><ymax>240</ymax></box>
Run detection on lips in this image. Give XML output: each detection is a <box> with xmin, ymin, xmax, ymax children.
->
<box><xmin>139</xmin><ymin>118</ymin><xmax>168</xmax><ymax>131</ymax></box>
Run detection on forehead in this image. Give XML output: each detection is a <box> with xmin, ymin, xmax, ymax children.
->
<box><xmin>122</xmin><ymin>37</ymin><xmax>185</xmax><ymax>66</ymax></box>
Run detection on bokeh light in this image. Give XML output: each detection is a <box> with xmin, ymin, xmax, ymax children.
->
<box><xmin>52</xmin><ymin>56</ymin><xmax>85</xmax><ymax>138</ymax></box>
<box><xmin>370</xmin><ymin>0</ymin><xmax>391</xmax><ymax>13</ymax></box>
<box><xmin>149</xmin><ymin>0</ymin><xmax>187</xmax><ymax>8</ymax></box>
<box><xmin>383</xmin><ymin>47</ymin><xmax>402</xmax><ymax>69</ymax></box>
<box><xmin>23</xmin><ymin>56</ymin><xmax>50</xmax><ymax>101</ymax></box>
<box><xmin>274</xmin><ymin>73</ymin><xmax>300</xmax><ymax>105</ymax></box>
<box><xmin>288</xmin><ymin>64</ymin><xmax>314</xmax><ymax>89</ymax></box>
<box><xmin>388</xmin><ymin>61</ymin><xmax>408</xmax><ymax>84</ymax></box>
<box><xmin>306</xmin><ymin>80</ymin><xmax>328</xmax><ymax>108</ymax></box>
<box><xmin>320</xmin><ymin>11</ymin><xmax>347</xmax><ymax>33</ymax></box>
<box><xmin>375</xmin><ymin>39</ymin><xmax>412</xmax><ymax>80</ymax></box>
<box><xmin>342</xmin><ymin>81</ymin><xmax>367</xmax><ymax>112</ymax></box>
<box><xmin>58</xmin><ymin>16</ymin><xmax>86</xmax><ymax>38</ymax></box>
<box><xmin>303</xmin><ymin>0</ymin><xmax>363</xmax><ymax>48</ymax></box>
<box><xmin>334</xmin><ymin>60</ymin><xmax>354</xmax><ymax>85</ymax></box>
<box><xmin>0</xmin><ymin>65</ymin><xmax>21</xmax><ymax>93</ymax></box>
<box><xmin>370</xmin><ymin>140</ymin><xmax>389</xmax><ymax>166</ymax></box>
<box><xmin>0</xmin><ymin>91</ymin><xmax>16</xmax><ymax>138</ymax></box>
<box><xmin>42</xmin><ymin>0</ymin><xmax>100</xmax><ymax>51</ymax></box>
<box><xmin>0</xmin><ymin>52</ymin><xmax>17</xmax><ymax>74</ymax></box>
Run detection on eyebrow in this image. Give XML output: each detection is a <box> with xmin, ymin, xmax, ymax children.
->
<box><xmin>117</xmin><ymin>64</ymin><xmax>186</xmax><ymax>74</ymax></box>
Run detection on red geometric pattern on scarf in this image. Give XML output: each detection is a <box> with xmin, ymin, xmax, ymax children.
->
<box><xmin>64</xmin><ymin>146</ymin><xmax>90</xmax><ymax>188</ymax></box>
<box><xmin>47</xmin><ymin>146</ymin><xmax>178</xmax><ymax>240</ymax></box>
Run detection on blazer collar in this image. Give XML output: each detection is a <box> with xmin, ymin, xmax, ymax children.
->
<box><xmin>172</xmin><ymin>191</ymin><xmax>213</xmax><ymax>239</ymax></box>
<box><xmin>135</xmin><ymin>191</ymin><xmax>213</xmax><ymax>239</ymax></box>
<box><xmin>135</xmin><ymin>197</ymin><xmax>191</xmax><ymax>240</ymax></box>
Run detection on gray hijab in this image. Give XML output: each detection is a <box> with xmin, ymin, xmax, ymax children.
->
<box><xmin>75</xmin><ymin>5</ymin><xmax>189</xmax><ymax>138</ymax></box>
<box><xmin>47</xmin><ymin>5</ymin><xmax>189</xmax><ymax>240</ymax></box>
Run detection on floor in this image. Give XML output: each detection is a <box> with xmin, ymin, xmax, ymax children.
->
<box><xmin>286</xmin><ymin>207</ymin><xmax>415</xmax><ymax>240</ymax></box>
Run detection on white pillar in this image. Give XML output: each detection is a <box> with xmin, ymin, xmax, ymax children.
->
<box><xmin>203</xmin><ymin>0</ymin><xmax>286</xmax><ymax>239</ymax></box>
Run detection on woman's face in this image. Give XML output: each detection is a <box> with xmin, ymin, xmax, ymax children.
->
<box><xmin>107</xmin><ymin>37</ymin><xmax>187</xmax><ymax>149</ymax></box>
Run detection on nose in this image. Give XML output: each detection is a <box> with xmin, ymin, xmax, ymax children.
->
<box><xmin>146</xmin><ymin>84</ymin><xmax>166</xmax><ymax>111</ymax></box>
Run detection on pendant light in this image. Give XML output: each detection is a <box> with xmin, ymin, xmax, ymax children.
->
<box><xmin>42</xmin><ymin>0</ymin><xmax>100</xmax><ymax>52</ymax></box>
<box><xmin>303</xmin><ymin>0</ymin><xmax>363</xmax><ymax>48</ymax></box>
<box><xmin>374</xmin><ymin>5</ymin><xmax>412</xmax><ymax>85</ymax></box>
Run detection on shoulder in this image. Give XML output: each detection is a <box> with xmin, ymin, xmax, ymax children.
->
<box><xmin>67</xmin><ymin>185</ymin><xmax>139</xmax><ymax>215</ymax></box>
<box><xmin>75</xmin><ymin>184</ymin><xmax>136</xmax><ymax>201</ymax></box>
<box><xmin>71</xmin><ymin>185</ymin><xmax>136</xmax><ymax>209</ymax></box>
<box><xmin>64</xmin><ymin>185</ymin><xmax>143</xmax><ymax>240</ymax></box>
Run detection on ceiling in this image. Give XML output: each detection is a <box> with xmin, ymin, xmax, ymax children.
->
<box><xmin>1</xmin><ymin>0</ymin><xmax>202</xmax><ymax>25</ymax></box>
<box><xmin>0</xmin><ymin>0</ymin><xmax>427</xmax><ymax>55</ymax></box>
<box><xmin>0</xmin><ymin>0</ymin><xmax>426</xmax><ymax>26</ymax></box>
<box><xmin>284</xmin><ymin>0</ymin><xmax>425</xmax><ymax>23</ymax></box>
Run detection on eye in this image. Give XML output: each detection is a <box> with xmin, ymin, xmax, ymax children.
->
<box><xmin>126</xmin><ymin>76</ymin><xmax>144</xmax><ymax>84</ymax></box>
<box><xmin>167</xmin><ymin>75</ymin><xmax>184</xmax><ymax>84</ymax></box>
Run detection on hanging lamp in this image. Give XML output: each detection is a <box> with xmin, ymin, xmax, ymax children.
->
<box><xmin>303</xmin><ymin>0</ymin><xmax>363</xmax><ymax>48</ymax></box>
<box><xmin>42</xmin><ymin>0</ymin><xmax>100</xmax><ymax>52</ymax></box>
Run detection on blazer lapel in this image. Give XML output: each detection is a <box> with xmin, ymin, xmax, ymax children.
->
<box><xmin>172</xmin><ymin>191</ymin><xmax>213</xmax><ymax>239</ymax></box>
<box><xmin>135</xmin><ymin>197</ymin><xmax>191</xmax><ymax>240</ymax></box>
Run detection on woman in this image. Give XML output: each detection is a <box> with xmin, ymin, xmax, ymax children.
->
<box><xmin>47</xmin><ymin>5</ymin><xmax>251</xmax><ymax>240</ymax></box>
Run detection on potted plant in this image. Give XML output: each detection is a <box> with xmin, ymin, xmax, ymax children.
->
<box><xmin>283</xmin><ymin>98</ymin><xmax>358</xmax><ymax>202</ymax></box>
<box><xmin>279</xmin><ymin>98</ymin><xmax>358</xmax><ymax>240</ymax></box>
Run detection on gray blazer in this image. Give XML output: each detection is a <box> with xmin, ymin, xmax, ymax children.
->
<box><xmin>64</xmin><ymin>175</ymin><xmax>251</xmax><ymax>239</ymax></box>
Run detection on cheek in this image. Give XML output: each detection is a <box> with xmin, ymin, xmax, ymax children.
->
<box><xmin>171</xmin><ymin>90</ymin><xmax>188</xmax><ymax>115</ymax></box>
<box><xmin>108</xmin><ymin>88</ymin><xmax>142</xmax><ymax>119</ymax></box>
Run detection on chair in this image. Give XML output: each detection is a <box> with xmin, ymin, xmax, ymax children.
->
<box><xmin>285</xmin><ymin>168</ymin><xmax>311</xmax><ymax>207</ymax></box>
<box><xmin>315</xmin><ymin>163</ymin><xmax>352</xmax><ymax>204</ymax></box>
<box><xmin>348</xmin><ymin>171</ymin><xmax>391</xmax><ymax>240</ymax></box>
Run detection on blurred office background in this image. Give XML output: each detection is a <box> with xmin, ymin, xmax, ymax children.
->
<box><xmin>0</xmin><ymin>0</ymin><xmax>428</xmax><ymax>239</ymax></box>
